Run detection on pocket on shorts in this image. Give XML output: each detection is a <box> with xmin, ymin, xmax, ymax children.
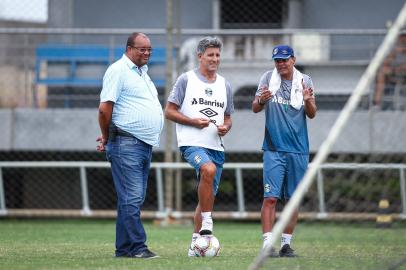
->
<box><xmin>179</xmin><ymin>146</ymin><xmax>197</xmax><ymax>161</ymax></box>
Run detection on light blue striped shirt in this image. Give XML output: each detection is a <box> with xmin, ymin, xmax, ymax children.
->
<box><xmin>100</xmin><ymin>54</ymin><xmax>164</xmax><ymax>146</ymax></box>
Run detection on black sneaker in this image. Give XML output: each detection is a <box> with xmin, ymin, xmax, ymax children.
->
<box><xmin>133</xmin><ymin>249</ymin><xmax>159</xmax><ymax>259</ymax></box>
<box><xmin>279</xmin><ymin>244</ymin><xmax>297</xmax><ymax>257</ymax></box>
<box><xmin>199</xmin><ymin>230</ymin><xmax>212</xmax><ymax>235</ymax></box>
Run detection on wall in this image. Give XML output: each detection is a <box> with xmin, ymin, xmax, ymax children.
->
<box><xmin>303</xmin><ymin>0</ymin><xmax>405</xmax><ymax>29</ymax></box>
<box><xmin>0</xmin><ymin>108</ymin><xmax>405</xmax><ymax>153</ymax></box>
<box><xmin>72</xmin><ymin>0</ymin><xmax>213</xmax><ymax>30</ymax></box>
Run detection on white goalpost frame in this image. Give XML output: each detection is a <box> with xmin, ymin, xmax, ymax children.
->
<box><xmin>249</xmin><ymin>3</ymin><xmax>406</xmax><ymax>270</ymax></box>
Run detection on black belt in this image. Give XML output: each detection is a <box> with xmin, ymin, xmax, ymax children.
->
<box><xmin>109</xmin><ymin>125</ymin><xmax>134</xmax><ymax>138</ymax></box>
<box><xmin>109</xmin><ymin>124</ymin><xmax>152</xmax><ymax>147</ymax></box>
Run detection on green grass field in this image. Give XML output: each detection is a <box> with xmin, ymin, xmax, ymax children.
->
<box><xmin>0</xmin><ymin>219</ymin><xmax>405</xmax><ymax>270</ymax></box>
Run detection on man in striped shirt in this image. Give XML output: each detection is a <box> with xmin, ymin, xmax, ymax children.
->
<box><xmin>97</xmin><ymin>32</ymin><xmax>163</xmax><ymax>259</ymax></box>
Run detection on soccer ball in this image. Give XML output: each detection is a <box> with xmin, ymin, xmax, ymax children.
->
<box><xmin>193</xmin><ymin>235</ymin><xmax>221</xmax><ymax>257</ymax></box>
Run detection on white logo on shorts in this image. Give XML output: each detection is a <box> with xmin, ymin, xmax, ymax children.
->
<box><xmin>264</xmin><ymin>184</ymin><xmax>271</xmax><ymax>193</ymax></box>
<box><xmin>194</xmin><ymin>155</ymin><xmax>202</xmax><ymax>164</ymax></box>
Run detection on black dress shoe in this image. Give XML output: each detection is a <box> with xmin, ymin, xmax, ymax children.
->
<box><xmin>133</xmin><ymin>249</ymin><xmax>159</xmax><ymax>259</ymax></box>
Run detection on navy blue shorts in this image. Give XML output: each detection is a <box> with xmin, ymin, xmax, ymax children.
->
<box><xmin>180</xmin><ymin>146</ymin><xmax>225</xmax><ymax>195</ymax></box>
<box><xmin>263</xmin><ymin>151</ymin><xmax>309</xmax><ymax>199</ymax></box>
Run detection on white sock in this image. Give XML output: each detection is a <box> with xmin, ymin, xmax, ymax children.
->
<box><xmin>201</xmin><ymin>212</ymin><xmax>212</xmax><ymax>220</ymax></box>
<box><xmin>281</xmin><ymin>233</ymin><xmax>292</xmax><ymax>248</ymax></box>
<box><xmin>262</xmin><ymin>232</ymin><xmax>272</xmax><ymax>249</ymax></box>
<box><xmin>200</xmin><ymin>212</ymin><xmax>213</xmax><ymax>232</ymax></box>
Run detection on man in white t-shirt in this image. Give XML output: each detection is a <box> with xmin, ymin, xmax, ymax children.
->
<box><xmin>165</xmin><ymin>36</ymin><xmax>234</xmax><ymax>257</ymax></box>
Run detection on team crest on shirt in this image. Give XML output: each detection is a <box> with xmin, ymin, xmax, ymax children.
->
<box><xmin>264</xmin><ymin>184</ymin><xmax>271</xmax><ymax>193</ymax></box>
<box><xmin>194</xmin><ymin>155</ymin><xmax>202</xmax><ymax>164</ymax></box>
<box><xmin>205</xmin><ymin>88</ymin><xmax>213</xmax><ymax>97</ymax></box>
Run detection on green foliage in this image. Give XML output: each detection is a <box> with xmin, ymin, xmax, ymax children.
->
<box><xmin>0</xmin><ymin>220</ymin><xmax>405</xmax><ymax>270</ymax></box>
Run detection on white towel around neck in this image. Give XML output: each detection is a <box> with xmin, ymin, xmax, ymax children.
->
<box><xmin>269</xmin><ymin>67</ymin><xmax>304</xmax><ymax>110</ymax></box>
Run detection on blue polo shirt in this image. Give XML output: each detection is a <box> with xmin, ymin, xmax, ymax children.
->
<box><xmin>256</xmin><ymin>70</ymin><xmax>314</xmax><ymax>154</ymax></box>
<box><xmin>100</xmin><ymin>54</ymin><xmax>164</xmax><ymax>147</ymax></box>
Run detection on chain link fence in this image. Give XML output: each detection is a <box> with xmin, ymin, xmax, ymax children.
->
<box><xmin>0</xmin><ymin>0</ymin><xmax>405</xmax><ymax>221</ymax></box>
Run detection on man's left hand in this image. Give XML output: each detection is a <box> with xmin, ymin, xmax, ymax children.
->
<box><xmin>302</xmin><ymin>80</ymin><xmax>314</xmax><ymax>102</ymax></box>
<box><xmin>217</xmin><ymin>125</ymin><xmax>230</xmax><ymax>136</ymax></box>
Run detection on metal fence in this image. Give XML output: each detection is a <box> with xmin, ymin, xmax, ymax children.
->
<box><xmin>1</xmin><ymin>161</ymin><xmax>405</xmax><ymax>220</ymax></box>
<box><xmin>0</xmin><ymin>27</ymin><xmax>405</xmax><ymax>222</ymax></box>
<box><xmin>0</xmin><ymin>28</ymin><xmax>392</xmax><ymax>109</ymax></box>
<box><xmin>1</xmin><ymin>1</ymin><xmax>406</xmax><ymax>223</ymax></box>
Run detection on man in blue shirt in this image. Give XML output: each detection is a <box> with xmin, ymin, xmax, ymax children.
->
<box><xmin>252</xmin><ymin>45</ymin><xmax>317</xmax><ymax>257</ymax></box>
<box><xmin>97</xmin><ymin>32</ymin><xmax>164</xmax><ymax>258</ymax></box>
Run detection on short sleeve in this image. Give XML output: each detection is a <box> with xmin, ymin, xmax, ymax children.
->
<box><xmin>255</xmin><ymin>71</ymin><xmax>273</xmax><ymax>96</ymax></box>
<box><xmin>167</xmin><ymin>73</ymin><xmax>188</xmax><ymax>106</ymax></box>
<box><xmin>100</xmin><ymin>65</ymin><xmax>122</xmax><ymax>103</ymax></box>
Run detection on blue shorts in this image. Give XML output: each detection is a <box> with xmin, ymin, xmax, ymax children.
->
<box><xmin>263</xmin><ymin>151</ymin><xmax>309</xmax><ymax>199</ymax></box>
<box><xmin>180</xmin><ymin>146</ymin><xmax>225</xmax><ymax>195</ymax></box>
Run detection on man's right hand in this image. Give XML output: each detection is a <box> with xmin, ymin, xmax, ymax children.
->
<box><xmin>96</xmin><ymin>136</ymin><xmax>107</xmax><ymax>152</ymax></box>
<box><xmin>259</xmin><ymin>86</ymin><xmax>272</xmax><ymax>104</ymax></box>
<box><xmin>193</xmin><ymin>118</ymin><xmax>210</xmax><ymax>129</ymax></box>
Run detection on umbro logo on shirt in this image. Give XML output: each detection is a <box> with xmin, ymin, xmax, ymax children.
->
<box><xmin>199</xmin><ymin>108</ymin><xmax>218</xmax><ymax>118</ymax></box>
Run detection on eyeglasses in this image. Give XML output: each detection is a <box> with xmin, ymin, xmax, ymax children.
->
<box><xmin>129</xmin><ymin>46</ymin><xmax>152</xmax><ymax>54</ymax></box>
